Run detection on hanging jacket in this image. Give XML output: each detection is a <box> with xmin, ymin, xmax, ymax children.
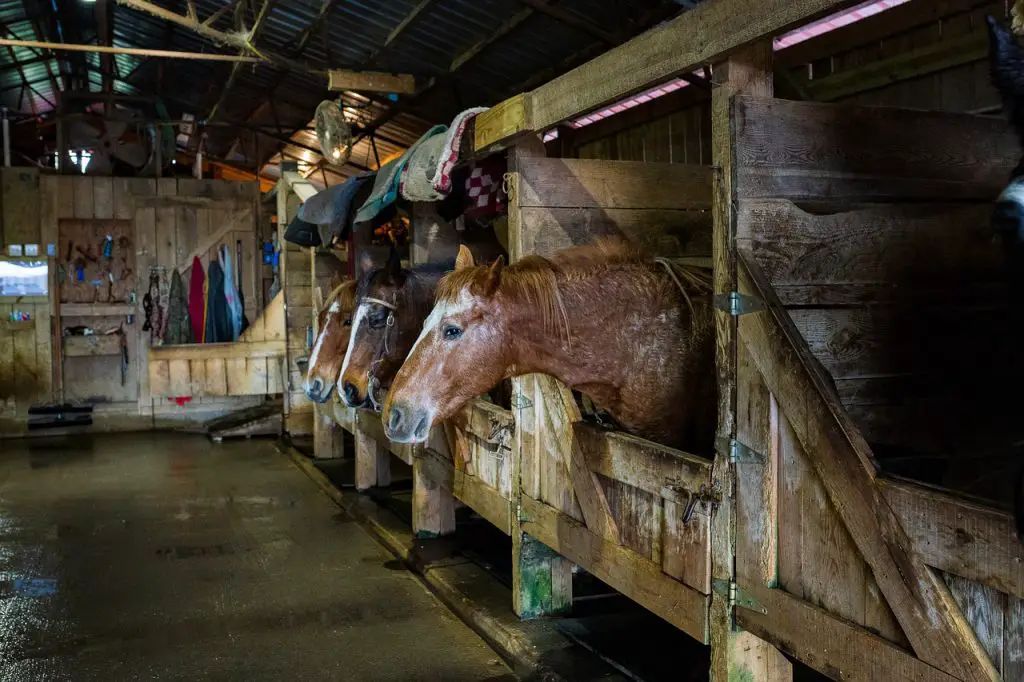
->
<box><xmin>204</xmin><ymin>259</ymin><xmax>233</xmax><ymax>344</ymax></box>
<box><xmin>164</xmin><ymin>269</ymin><xmax>193</xmax><ymax>345</ymax></box>
<box><xmin>188</xmin><ymin>256</ymin><xmax>206</xmax><ymax>343</ymax></box>
<box><xmin>220</xmin><ymin>244</ymin><xmax>243</xmax><ymax>341</ymax></box>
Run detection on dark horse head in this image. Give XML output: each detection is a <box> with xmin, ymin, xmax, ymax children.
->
<box><xmin>987</xmin><ymin>15</ymin><xmax>1024</xmax><ymax>542</ymax></box>
<box><xmin>338</xmin><ymin>247</ymin><xmax>454</xmax><ymax>411</ymax></box>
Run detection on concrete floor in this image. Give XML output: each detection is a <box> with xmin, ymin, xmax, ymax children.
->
<box><xmin>0</xmin><ymin>433</ymin><xmax>516</xmax><ymax>681</ymax></box>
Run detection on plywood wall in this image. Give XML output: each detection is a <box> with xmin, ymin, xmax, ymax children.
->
<box><xmin>0</xmin><ymin>170</ymin><xmax>265</xmax><ymax>437</ymax></box>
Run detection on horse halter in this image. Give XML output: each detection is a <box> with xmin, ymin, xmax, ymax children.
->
<box><xmin>363</xmin><ymin>295</ymin><xmax>398</xmax><ymax>413</ymax></box>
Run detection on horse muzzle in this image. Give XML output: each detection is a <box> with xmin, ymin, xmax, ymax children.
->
<box><xmin>384</xmin><ymin>402</ymin><xmax>431</xmax><ymax>443</ymax></box>
<box><xmin>303</xmin><ymin>378</ymin><xmax>334</xmax><ymax>404</ymax></box>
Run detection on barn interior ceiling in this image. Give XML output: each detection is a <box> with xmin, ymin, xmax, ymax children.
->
<box><xmin>0</xmin><ymin>0</ymin><xmax>686</xmax><ymax>186</ymax></box>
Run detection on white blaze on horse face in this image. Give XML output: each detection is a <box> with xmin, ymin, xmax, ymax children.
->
<box><xmin>338</xmin><ymin>303</ymin><xmax>370</xmax><ymax>385</ymax></box>
<box><xmin>307</xmin><ymin>300</ymin><xmax>342</xmax><ymax>375</ymax></box>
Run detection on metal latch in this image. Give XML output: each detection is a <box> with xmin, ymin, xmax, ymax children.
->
<box><xmin>712</xmin><ymin>579</ymin><xmax>767</xmax><ymax>615</ymax></box>
<box><xmin>713</xmin><ymin>291</ymin><xmax>763</xmax><ymax>316</ymax></box>
<box><xmin>682</xmin><ymin>483</ymin><xmax>722</xmax><ymax>523</ymax></box>
<box><xmin>715</xmin><ymin>437</ymin><xmax>765</xmax><ymax>465</ymax></box>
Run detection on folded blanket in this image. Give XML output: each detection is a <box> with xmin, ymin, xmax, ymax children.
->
<box><xmin>399</xmin><ymin>133</ymin><xmax>447</xmax><ymax>202</ymax></box>
<box><xmin>431</xmin><ymin>107</ymin><xmax>488</xmax><ymax>195</ymax></box>
<box><xmin>354</xmin><ymin>124</ymin><xmax>446</xmax><ymax>224</ymax></box>
<box><xmin>463</xmin><ymin>154</ymin><xmax>508</xmax><ymax>220</ymax></box>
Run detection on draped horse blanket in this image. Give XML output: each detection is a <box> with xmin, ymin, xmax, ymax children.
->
<box><xmin>188</xmin><ymin>256</ymin><xmax>206</xmax><ymax>343</ymax></box>
<box><xmin>399</xmin><ymin>132</ymin><xmax>447</xmax><ymax>202</ymax></box>
<box><xmin>301</xmin><ymin>172</ymin><xmax>376</xmax><ymax>247</ymax></box>
<box><xmin>164</xmin><ymin>269</ymin><xmax>193</xmax><ymax>345</ymax></box>
<box><xmin>463</xmin><ymin>154</ymin><xmax>508</xmax><ymax>220</ymax></box>
<box><xmin>354</xmin><ymin>124</ymin><xmax>447</xmax><ymax>224</ymax></box>
<box><xmin>430</xmin><ymin>107</ymin><xmax>488</xmax><ymax>196</ymax></box>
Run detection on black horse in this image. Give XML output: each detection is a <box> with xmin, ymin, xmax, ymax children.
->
<box><xmin>987</xmin><ymin>15</ymin><xmax>1024</xmax><ymax>541</ymax></box>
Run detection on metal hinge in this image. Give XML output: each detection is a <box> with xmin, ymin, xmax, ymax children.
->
<box><xmin>715</xmin><ymin>437</ymin><xmax>765</xmax><ymax>465</ymax></box>
<box><xmin>712</xmin><ymin>579</ymin><xmax>766</xmax><ymax>615</ymax></box>
<box><xmin>713</xmin><ymin>291</ymin><xmax>763</xmax><ymax>316</ymax></box>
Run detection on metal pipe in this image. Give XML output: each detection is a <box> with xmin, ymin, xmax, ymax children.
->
<box><xmin>1</xmin><ymin>107</ymin><xmax>10</xmax><ymax>167</ymax></box>
<box><xmin>0</xmin><ymin>38</ymin><xmax>261</xmax><ymax>63</ymax></box>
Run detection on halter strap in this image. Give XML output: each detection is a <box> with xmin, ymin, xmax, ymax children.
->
<box><xmin>362</xmin><ymin>296</ymin><xmax>397</xmax><ymax>310</ymax></box>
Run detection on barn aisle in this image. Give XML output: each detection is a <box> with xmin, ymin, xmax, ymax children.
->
<box><xmin>0</xmin><ymin>433</ymin><xmax>516</xmax><ymax>681</ymax></box>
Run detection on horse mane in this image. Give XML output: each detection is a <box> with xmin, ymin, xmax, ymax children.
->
<box><xmin>324</xmin><ymin>280</ymin><xmax>357</xmax><ymax>310</ymax></box>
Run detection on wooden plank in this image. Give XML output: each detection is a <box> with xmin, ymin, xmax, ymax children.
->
<box><xmin>60</xmin><ymin>303</ymin><xmax>136</xmax><ymax>317</ymax></box>
<box><xmin>732</xmin><ymin>96</ymin><xmax>1018</xmax><ymax>202</ymax></box>
<box><xmin>203</xmin><ymin>358</ymin><xmax>228</xmax><ymax>397</ymax></box>
<box><xmin>355</xmin><ymin>409</ymin><xmax>386</xmax><ymax>491</ymax></box>
<box><xmin>806</xmin><ymin>31</ymin><xmax>987</xmax><ymax>103</ymax></box>
<box><xmin>224</xmin><ymin>357</ymin><xmax>247</xmax><ymax>396</ymax></box>
<box><xmin>661</xmin><ymin>495</ymin><xmax>712</xmax><ymax>594</ymax></box>
<box><xmin>149</xmin><ymin>360</ymin><xmax>170</xmax><ymax>397</ymax></box>
<box><xmin>575</xmin><ymin>423</ymin><xmax>709</xmax><ymax>504</ymax></box>
<box><xmin>135</xmin><ymin>205</ymin><xmax>156</xmax><ymax>411</ymax></box>
<box><xmin>74</xmin><ymin>176</ymin><xmax>94</xmax><ymax>219</ymax></box>
<box><xmin>1005</xmin><ymin>596</ymin><xmax>1024</xmax><ymax>681</ymax></box>
<box><xmin>741</xmin><ymin>201</ymin><xmax>1001</xmax><ymax>287</ymax></box>
<box><xmin>943</xmin><ymin>573</ymin><xmax>1005</xmax><ymax>672</ymax></box>
<box><xmin>62</xmin><ymin>334</ymin><xmax>122</xmax><ymax>357</ymax></box>
<box><xmin>879</xmin><ymin>477</ymin><xmax>1024</xmax><ymax>601</ymax></box>
<box><xmin>174</xmin><ymin>211</ymin><xmax>243</xmax><ymax>273</ymax></box>
<box><xmin>475</xmin><ymin>93</ymin><xmax>531</xmax><ymax>151</ymax></box>
<box><xmin>516</xmin><ymin>158</ymin><xmax>712</xmax><ymax>210</ymax></box>
<box><xmin>736</xmin><ymin>584</ymin><xmax>960</xmax><ymax>682</ymax></box>
<box><xmin>92</xmin><ymin>177</ymin><xmax>114</xmax><ymax>219</ymax></box>
<box><xmin>188</xmin><ymin>359</ymin><xmax>206</xmax><ymax>396</ymax></box>
<box><xmin>413</xmin><ymin>453</ymin><xmax>457</xmax><ymax>537</ymax></box>
<box><xmin>112</xmin><ymin>178</ymin><xmax>134</xmax><ymax>219</ymax></box>
<box><xmin>167</xmin><ymin>359</ymin><xmax>190</xmax><ymax>396</ymax></box>
<box><xmin>519</xmin><ymin>207</ymin><xmax>711</xmax><ymax>259</ymax></box>
<box><xmin>148</xmin><ymin>340</ymin><xmax>285</xmax><ymax>361</ymax></box>
<box><xmin>736</xmin><ymin>249</ymin><xmax>998</xmax><ymax>681</ymax></box>
<box><xmin>327</xmin><ymin>69</ymin><xmax>415</xmax><ymax>94</ymax></box>
<box><xmin>521</xmin><ymin>494</ymin><xmax>709</xmax><ymax>642</ymax></box>
<box><xmin>1</xmin><ymin>168</ymin><xmax>40</xmax><ymax>245</ymax></box>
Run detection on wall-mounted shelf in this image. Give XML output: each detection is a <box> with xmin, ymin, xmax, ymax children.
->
<box><xmin>0</xmin><ymin>319</ymin><xmax>35</xmax><ymax>333</ymax></box>
<box><xmin>60</xmin><ymin>303</ymin><xmax>134</xmax><ymax>317</ymax></box>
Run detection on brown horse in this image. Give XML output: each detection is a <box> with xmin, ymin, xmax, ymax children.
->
<box><xmin>303</xmin><ymin>279</ymin><xmax>357</xmax><ymax>403</ymax></box>
<box><xmin>338</xmin><ymin>249</ymin><xmax>458</xmax><ymax>410</ymax></box>
<box><xmin>382</xmin><ymin>240</ymin><xmax>717</xmax><ymax>453</ymax></box>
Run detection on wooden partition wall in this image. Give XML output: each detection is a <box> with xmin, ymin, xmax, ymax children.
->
<box><xmin>728</xmin><ymin>95</ymin><xmax>1024</xmax><ymax>681</ymax></box>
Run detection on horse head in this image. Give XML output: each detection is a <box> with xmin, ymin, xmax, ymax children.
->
<box><xmin>988</xmin><ymin>16</ymin><xmax>1024</xmax><ymax>251</ymax></box>
<box><xmin>384</xmin><ymin>245</ymin><xmax>513</xmax><ymax>444</ymax></box>
<box><xmin>338</xmin><ymin>247</ymin><xmax>451</xmax><ymax>411</ymax></box>
<box><xmin>303</xmin><ymin>278</ymin><xmax>356</xmax><ymax>403</ymax></box>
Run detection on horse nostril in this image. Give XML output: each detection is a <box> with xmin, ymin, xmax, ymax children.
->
<box><xmin>343</xmin><ymin>382</ymin><xmax>360</xmax><ymax>405</ymax></box>
<box><xmin>388</xmin><ymin>406</ymin><xmax>404</xmax><ymax>432</ymax></box>
<box><xmin>310</xmin><ymin>378</ymin><xmax>324</xmax><ymax>396</ymax></box>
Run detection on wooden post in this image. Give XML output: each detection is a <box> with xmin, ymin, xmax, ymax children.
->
<box><xmin>507</xmin><ymin>137</ymin><xmax>574</xmax><ymax>618</ymax></box>
<box><xmin>409</xmin><ymin>203</ymin><xmax>457</xmax><ymax>538</ymax></box>
<box><xmin>355</xmin><ymin>409</ymin><xmax>389</xmax><ymax>490</ymax></box>
<box><xmin>310</xmin><ymin>248</ymin><xmax>347</xmax><ymax>460</ymax></box>
<box><xmin>709</xmin><ymin>42</ymin><xmax>792</xmax><ymax>682</ymax></box>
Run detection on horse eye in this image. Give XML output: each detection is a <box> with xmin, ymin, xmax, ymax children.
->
<box><xmin>343</xmin><ymin>319</ymin><xmax>352</xmax><ymax>327</ymax></box>
<box><xmin>443</xmin><ymin>325</ymin><xmax>462</xmax><ymax>340</ymax></box>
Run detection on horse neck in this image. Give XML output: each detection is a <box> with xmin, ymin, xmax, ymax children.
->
<box><xmin>401</xmin><ymin>268</ymin><xmax>446</xmax><ymax>324</ymax></box>
<box><xmin>503</xmin><ymin>263</ymin><xmax>672</xmax><ymax>387</ymax></box>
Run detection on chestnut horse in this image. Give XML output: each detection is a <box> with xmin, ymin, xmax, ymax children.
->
<box><xmin>382</xmin><ymin>240</ymin><xmax>717</xmax><ymax>452</ymax></box>
<box><xmin>303</xmin><ymin>279</ymin><xmax>357</xmax><ymax>403</ymax></box>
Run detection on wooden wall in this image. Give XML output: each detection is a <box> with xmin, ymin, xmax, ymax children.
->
<box><xmin>0</xmin><ymin>170</ymin><xmax>265</xmax><ymax>437</ymax></box>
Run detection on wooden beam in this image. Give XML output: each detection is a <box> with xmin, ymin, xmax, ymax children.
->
<box><xmin>365</xmin><ymin>0</ymin><xmax>438</xmax><ymax>64</ymax></box>
<box><xmin>736</xmin><ymin>249</ymin><xmax>998</xmax><ymax>682</ymax></box>
<box><xmin>0</xmin><ymin>38</ymin><xmax>260</xmax><ymax>62</ymax></box>
<box><xmin>804</xmin><ymin>30</ymin><xmax>988</xmax><ymax>102</ymax></box>
<box><xmin>520</xmin><ymin>493</ymin><xmax>710</xmax><ymax>642</ymax></box>
<box><xmin>148</xmin><ymin>340</ymin><xmax>285</xmax><ymax>361</ymax></box>
<box><xmin>207</xmin><ymin>0</ymin><xmax>278</xmax><ymax>123</ymax></box>
<box><xmin>473</xmin><ymin>0</ymin><xmax>861</xmax><ymax>150</ymax></box>
<box><xmin>879</xmin><ymin>477</ymin><xmax>1024</xmax><ymax>601</ymax></box>
<box><xmin>327</xmin><ymin>70</ymin><xmax>416</xmax><ymax>94</ymax></box>
<box><xmin>736</xmin><ymin>583</ymin><xmax>961</xmax><ymax>682</ymax></box>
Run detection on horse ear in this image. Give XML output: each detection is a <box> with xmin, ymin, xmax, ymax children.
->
<box><xmin>455</xmin><ymin>244</ymin><xmax>475</xmax><ymax>270</ymax></box>
<box><xmin>484</xmin><ymin>255</ymin><xmax>504</xmax><ymax>295</ymax></box>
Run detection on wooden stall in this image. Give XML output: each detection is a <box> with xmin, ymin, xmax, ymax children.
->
<box><xmin>460</xmin><ymin>0</ymin><xmax>1024</xmax><ymax>679</ymax></box>
<box><xmin>0</xmin><ymin>170</ymin><xmax>268</xmax><ymax>436</ymax></box>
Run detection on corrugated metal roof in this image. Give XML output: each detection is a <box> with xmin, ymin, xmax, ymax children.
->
<box><xmin>3</xmin><ymin>0</ymin><xmax>686</xmax><ymax>182</ymax></box>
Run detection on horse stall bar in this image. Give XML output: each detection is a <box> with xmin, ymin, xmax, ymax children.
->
<box><xmin>505</xmin><ymin>142</ymin><xmax>715</xmax><ymax>635</ymax></box>
<box><xmin>727</xmin><ymin>95</ymin><xmax>1024</xmax><ymax>681</ymax></box>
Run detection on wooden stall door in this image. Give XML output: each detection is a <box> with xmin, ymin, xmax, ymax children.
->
<box><xmin>508</xmin><ymin>146</ymin><xmax>715</xmax><ymax>638</ymax></box>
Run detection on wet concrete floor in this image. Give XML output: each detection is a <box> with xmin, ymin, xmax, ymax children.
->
<box><xmin>0</xmin><ymin>433</ymin><xmax>516</xmax><ymax>681</ymax></box>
